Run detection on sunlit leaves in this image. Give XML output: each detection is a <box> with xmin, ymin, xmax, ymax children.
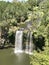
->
<box><xmin>31</xmin><ymin>51</ymin><xmax>49</xmax><ymax>65</ymax></box>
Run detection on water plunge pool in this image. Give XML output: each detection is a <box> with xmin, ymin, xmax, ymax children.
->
<box><xmin>0</xmin><ymin>48</ymin><xmax>32</xmax><ymax>65</ymax></box>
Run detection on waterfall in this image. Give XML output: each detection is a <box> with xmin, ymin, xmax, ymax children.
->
<box><xmin>14</xmin><ymin>30</ymin><xmax>23</xmax><ymax>53</ymax></box>
<box><xmin>29</xmin><ymin>32</ymin><xmax>33</xmax><ymax>54</ymax></box>
<box><xmin>14</xmin><ymin>30</ymin><xmax>33</xmax><ymax>55</ymax></box>
<box><xmin>25</xmin><ymin>32</ymin><xmax>29</xmax><ymax>54</ymax></box>
<box><xmin>25</xmin><ymin>32</ymin><xmax>33</xmax><ymax>54</ymax></box>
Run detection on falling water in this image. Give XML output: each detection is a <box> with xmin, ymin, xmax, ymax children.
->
<box><xmin>25</xmin><ymin>32</ymin><xmax>33</xmax><ymax>54</ymax></box>
<box><xmin>25</xmin><ymin>32</ymin><xmax>29</xmax><ymax>54</ymax></box>
<box><xmin>14</xmin><ymin>30</ymin><xmax>33</xmax><ymax>55</ymax></box>
<box><xmin>14</xmin><ymin>30</ymin><xmax>23</xmax><ymax>53</ymax></box>
<box><xmin>29</xmin><ymin>32</ymin><xmax>33</xmax><ymax>54</ymax></box>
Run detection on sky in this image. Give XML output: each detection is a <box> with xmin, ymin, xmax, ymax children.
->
<box><xmin>0</xmin><ymin>0</ymin><xmax>27</xmax><ymax>2</ymax></box>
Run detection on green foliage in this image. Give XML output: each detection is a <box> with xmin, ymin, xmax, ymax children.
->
<box><xmin>0</xmin><ymin>0</ymin><xmax>49</xmax><ymax>64</ymax></box>
<box><xmin>30</xmin><ymin>50</ymin><xmax>49</xmax><ymax>65</ymax></box>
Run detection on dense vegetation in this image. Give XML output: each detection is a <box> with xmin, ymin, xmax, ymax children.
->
<box><xmin>0</xmin><ymin>0</ymin><xmax>49</xmax><ymax>65</ymax></box>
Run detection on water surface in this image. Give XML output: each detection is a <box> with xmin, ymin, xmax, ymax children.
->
<box><xmin>0</xmin><ymin>48</ymin><xmax>32</xmax><ymax>65</ymax></box>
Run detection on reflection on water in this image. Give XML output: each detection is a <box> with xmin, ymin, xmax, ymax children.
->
<box><xmin>0</xmin><ymin>48</ymin><xmax>32</xmax><ymax>65</ymax></box>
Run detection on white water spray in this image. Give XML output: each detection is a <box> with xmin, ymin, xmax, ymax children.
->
<box><xmin>14</xmin><ymin>31</ymin><xmax>23</xmax><ymax>53</ymax></box>
<box><xmin>14</xmin><ymin>30</ymin><xmax>33</xmax><ymax>55</ymax></box>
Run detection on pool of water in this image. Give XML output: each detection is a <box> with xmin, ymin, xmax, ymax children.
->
<box><xmin>0</xmin><ymin>48</ymin><xmax>32</xmax><ymax>65</ymax></box>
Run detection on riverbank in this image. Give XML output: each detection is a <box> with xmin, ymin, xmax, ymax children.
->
<box><xmin>0</xmin><ymin>44</ymin><xmax>15</xmax><ymax>49</ymax></box>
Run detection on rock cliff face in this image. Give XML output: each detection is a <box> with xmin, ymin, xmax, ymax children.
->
<box><xmin>0</xmin><ymin>28</ymin><xmax>1</xmax><ymax>43</ymax></box>
<box><xmin>0</xmin><ymin>28</ymin><xmax>5</xmax><ymax>48</ymax></box>
<box><xmin>0</xmin><ymin>29</ymin><xmax>2</xmax><ymax>48</ymax></box>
